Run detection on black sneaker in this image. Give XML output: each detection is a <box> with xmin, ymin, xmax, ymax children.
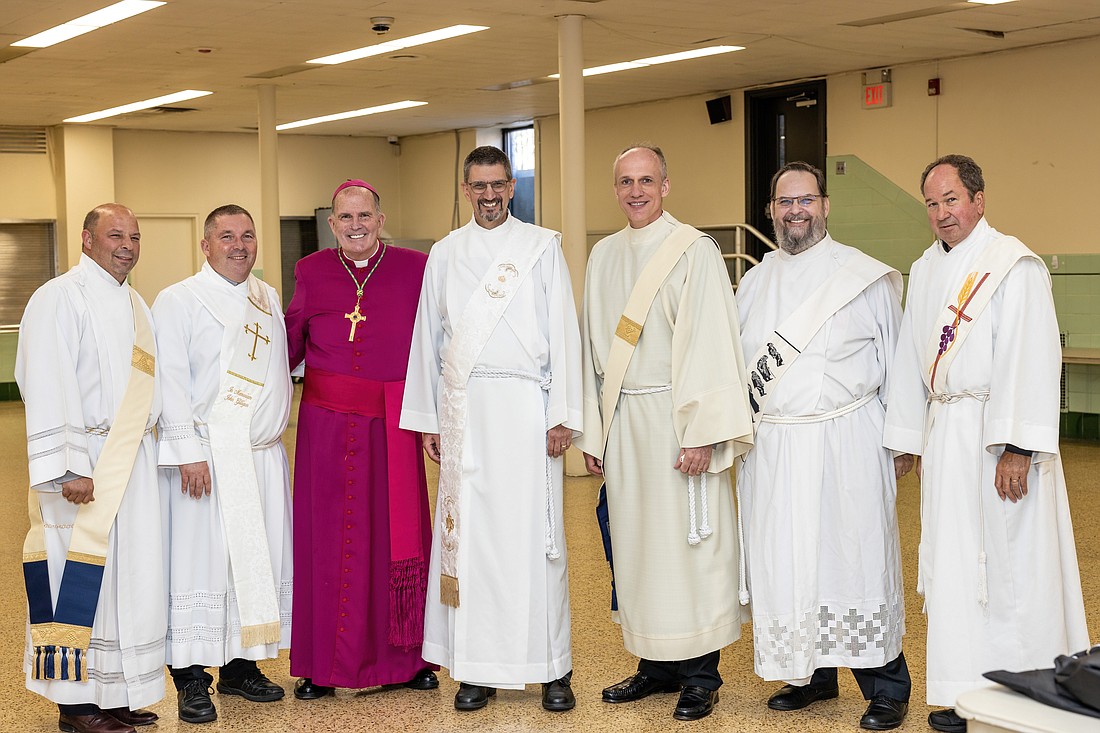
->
<box><xmin>216</xmin><ymin>670</ymin><xmax>285</xmax><ymax>702</ymax></box>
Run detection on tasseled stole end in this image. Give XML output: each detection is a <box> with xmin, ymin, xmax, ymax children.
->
<box><xmin>388</xmin><ymin>557</ymin><xmax>427</xmax><ymax>649</ymax></box>
<box><xmin>440</xmin><ymin>574</ymin><xmax>460</xmax><ymax>609</ymax></box>
<box><xmin>240</xmin><ymin>622</ymin><xmax>282</xmax><ymax>649</ymax></box>
<box><xmin>32</xmin><ymin>644</ymin><xmax>83</xmax><ymax>681</ymax></box>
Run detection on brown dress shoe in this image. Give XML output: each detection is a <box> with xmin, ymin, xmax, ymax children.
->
<box><xmin>103</xmin><ymin>708</ymin><xmax>158</xmax><ymax>727</ymax></box>
<box><xmin>58</xmin><ymin>711</ymin><xmax>137</xmax><ymax>733</ymax></box>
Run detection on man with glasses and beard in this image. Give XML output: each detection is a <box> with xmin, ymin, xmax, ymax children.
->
<box><xmin>402</xmin><ymin>145</ymin><xmax>581</xmax><ymax>713</ymax></box>
<box><xmin>735</xmin><ymin>162</ymin><xmax>912</xmax><ymax>730</ymax></box>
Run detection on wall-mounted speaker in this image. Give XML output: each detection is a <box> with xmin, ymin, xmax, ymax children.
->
<box><xmin>706</xmin><ymin>95</ymin><xmax>732</xmax><ymax>125</ymax></box>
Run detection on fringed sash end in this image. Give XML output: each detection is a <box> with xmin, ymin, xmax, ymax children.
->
<box><xmin>32</xmin><ymin>644</ymin><xmax>85</xmax><ymax>681</ymax></box>
<box><xmin>388</xmin><ymin>557</ymin><xmax>427</xmax><ymax>649</ymax></box>
<box><xmin>240</xmin><ymin>621</ymin><xmax>282</xmax><ymax>649</ymax></box>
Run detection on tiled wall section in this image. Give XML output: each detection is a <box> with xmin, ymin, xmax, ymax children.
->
<box><xmin>827</xmin><ymin>154</ymin><xmax>1100</xmax><ymax>418</ymax></box>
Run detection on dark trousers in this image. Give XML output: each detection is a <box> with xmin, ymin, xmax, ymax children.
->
<box><xmin>638</xmin><ymin>650</ymin><xmax>722</xmax><ymax>691</ymax></box>
<box><xmin>58</xmin><ymin>704</ymin><xmax>100</xmax><ymax>715</ymax></box>
<box><xmin>807</xmin><ymin>652</ymin><xmax>911</xmax><ymax>702</ymax></box>
<box><xmin>170</xmin><ymin>658</ymin><xmax>257</xmax><ymax>690</ymax></box>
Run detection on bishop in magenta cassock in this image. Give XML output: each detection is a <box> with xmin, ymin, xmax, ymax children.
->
<box><xmin>285</xmin><ymin>179</ymin><xmax>436</xmax><ymax>698</ymax></box>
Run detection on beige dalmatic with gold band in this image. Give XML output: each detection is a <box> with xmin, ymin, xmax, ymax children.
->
<box><xmin>436</xmin><ymin>235</ymin><xmax>553</xmax><ymax>607</ymax></box>
<box><xmin>197</xmin><ymin>274</ymin><xmax>282</xmax><ymax>647</ymax></box>
<box><xmin>22</xmin><ymin>289</ymin><xmax>155</xmax><ymax>681</ymax></box>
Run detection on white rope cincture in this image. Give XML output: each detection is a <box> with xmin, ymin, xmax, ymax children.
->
<box><xmin>735</xmin><ymin>466</ymin><xmax>750</xmax><ymax>605</ymax></box>
<box><xmin>620</xmin><ymin>384</ymin><xmax>672</xmax><ymax>395</ymax></box>
<box><xmin>469</xmin><ymin>367</ymin><xmax>560</xmax><ymax>560</ymax></box>
<box><xmin>927</xmin><ymin>389</ymin><xmax>991</xmax><ymax>610</ymax></box>
<box><xmin>686</xmin><ymin>472</ymin><xmax>711</xmax><ymax>546</ymax></box>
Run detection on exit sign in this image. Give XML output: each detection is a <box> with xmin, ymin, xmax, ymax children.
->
<box><xmin>862</xmin><ymin>82</ymin><xmax>893</xmax><ymax>109</ymax></box>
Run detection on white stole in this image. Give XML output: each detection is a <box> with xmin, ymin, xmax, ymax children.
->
<box><xmin>437</xmin><ymin>226</ymin><xmax>553</xmax><ymax>608</ymax></box>
<box><xmin>746</xmin><ymin>253</ymin><xmax>900</xmax><ymax>425</ymax></box>
<box><xmin>922</xmin><ymin>236</ymin><xmax>1039</xmax><ymax>393</ymax></box>
<box><xmin>183</xmin><ymin>268</ymin><xmax>281</xmax><ymax>647</ymax></box>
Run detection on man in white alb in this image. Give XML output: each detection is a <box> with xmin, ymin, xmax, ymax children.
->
<box><xmin>578</xmin><ymin>145</ymin><xmax>754</xmax><ymax>721</ymax></box>
<box><xmin>736</xmin><ymin>162</ymin><xmax>910</xmax><ymax>731</ymax></box>
<box><xmin>402</xmin><ymin>145</ymin><xmax>581</xmax><ymax>713</ymax></box>
<box><xmin>18</xmin><ymin>203</ymin><xmax>165</xmax><ymax>733</ymax></box>
<box><xmin>153</xmin><ymin>204</ymin><xmax>292</xmax><ymax>724</ymax></box>
<box><xmin>884</xmin><ymin>154</ymin><xmax>1088</xmax><ymax>733</ymax></box>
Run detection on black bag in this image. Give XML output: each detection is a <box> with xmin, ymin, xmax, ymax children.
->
<box><xmin>983</xmin><ymin>646</ymin><xmax>1100</xmax><ymax>720</ymax></box>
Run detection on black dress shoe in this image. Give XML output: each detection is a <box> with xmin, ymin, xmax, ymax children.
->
<box><xmin>59</xmin><ymin>711</ymin><xmax>136</xmax><ymax>733</ymax></box>
<box><xmin>673</xmin><ymin>685</ymin><xmax>719</xmax><ymax>721</ymax></box>
<box><xmin>217</xmin><ymin>670</ymin><xmax>285</xmax><ymax>702</ymax></box>
<box><xmin>293</xmin><ymin>677</ymin><xmax>336</xmax><ymax>700</ymax></box>
<box><xmin>859</xmin><ymin>696</ymin><xmax>909</xmax><ymax>730</ymax></box>
<box><xmin>178</xmin><ymin>679</ymin><xmax>218</xmax><ymax>724</ymax></box>
<box><xmin>542</xmin><ymin>672</ymin><xmax>576</xmax><ymax>712</ymax></box>
<box><xmin>103</xmin><ymin>708</ymin><xmax>158</xmax><ymax>727</ymax></box>
<box><xmin>928</xmin><ymin>708</ymin><xmax>967</xmax><ymax>733</ymax></box>
<box><xmin>385</xmin><ymin>664</ymin><xmax>440</xmax><ymax>686</ymax></box>
<box><xmin>767</xmin><ymin>683</ymin><xmax>840</xmax><ymax>710</ymax></box>
<box><xmin>454</xmin><ymin>683</ymin><xmax>496</xmax><ymax>711</ymax></box>
<box><xmin>602</xmin><ymin>672</ymin><xmax>681</xmax><ymax>703</ymax></box>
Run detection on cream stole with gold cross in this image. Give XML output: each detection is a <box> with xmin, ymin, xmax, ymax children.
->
<box><xmin>436</xmin><ymin>225</ymin><xmax>555</xmax><ymax>608</ymax></box>
<box><xmin>23</xmin><ymin>288</ymin><xmax>156</xmax><ymax>681</ymax></box>
<box><xmin>921</xmin><ymin>235</ymin><xmax>1039</xmax><ymax>393</ymax></box>
<box><xmin>183</xmin><ymin>267</ymin><xmax>281</xmax><ymax>647</ymax></box>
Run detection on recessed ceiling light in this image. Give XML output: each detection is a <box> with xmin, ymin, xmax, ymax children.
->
<box><xmin>549</xmin><ymin>45</ymin><xmax>743</xmax><ymax>78</ymax></box>
<box><xmin>13</xmin><ymin>0</ymin><xmax>166</xmax><ymax>48</ymax></box>
<box><xmin>276</xmin><ymin>100</ymin><xmax>428</xmax><ymax>130</ymax></box>
<box><xmin>307</xmin><ymin>25</ymin><xmax>489</xmax><ymax>65</ymax></box>
<box><xmin>64</xmin><ymin>89</ymin><xmax>212</xmax><ymax>122</ymax></box>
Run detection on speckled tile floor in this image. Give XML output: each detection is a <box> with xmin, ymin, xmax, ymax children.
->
<box><xmin>1</xmin><ymin>393</ymin><xmax>1097</xmax><ymax>732</ymax></box>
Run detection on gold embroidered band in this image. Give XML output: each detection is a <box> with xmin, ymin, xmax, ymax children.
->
<box><xmin>615</xmin><ymin>315</ymin><xmax>642</xmax><ymax>346</ymax></box>
<box><xmin>131</xmin><ymin>346</ymin><xmax>155</xmax><ymax>376</ymax></box>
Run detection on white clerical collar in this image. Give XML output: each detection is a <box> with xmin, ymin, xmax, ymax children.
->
<box><xmin>200</xmin><ymin>261</ymin><xmax>247</xmax><ymax>289</ymax></box>
<box><xmin>79</xmin><ymin>253</ymin><xmax>127</xmax><ymax>288</ymax></box>
<box><xmin>469</xmin><ymin>212</ymin><xmax>515</xmax><ymax>235</ymax></box>
<box><xmin>940</xmin><ymin>217</ymin><xmax>989</xmax><ymax>255</ymax></box>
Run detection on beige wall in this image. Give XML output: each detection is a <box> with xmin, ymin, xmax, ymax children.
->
<box><xmin>396</xmin><ymin>130</ymin><xmax>477</xmax><ymax>242</ymax></box>
<box><xmin>0</xmin><ymin>153</ymin><xmax>55</xmax><ymax>220</ymax></box>
<box><xmin>828</xmin><ymin>36</ymin><xmax>1099</xmax><ymax>254</ymax></box>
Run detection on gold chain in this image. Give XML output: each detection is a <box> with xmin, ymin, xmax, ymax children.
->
<box><xmin>336</xmin><ymin>242</ymin><xmax>387</xmax><ymax>301</ymax></box>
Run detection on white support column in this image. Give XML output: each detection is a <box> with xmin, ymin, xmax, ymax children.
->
<box><xmin>257</xmin><ymin>84</ymin><xmax>283</xmax><ymax>298</ymax></box>
<box><xmin>557</xmin><ymin>14</ymin><xmax>587</xmax><ymax>477</ymax></box>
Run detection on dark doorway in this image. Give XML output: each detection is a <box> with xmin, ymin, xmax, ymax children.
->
<box><xmin>745</xmin><ymin>80</ymin><xmax>827</xmax><ymax>262</ymax></box>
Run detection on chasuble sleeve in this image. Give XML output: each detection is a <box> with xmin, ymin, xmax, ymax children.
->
<box><xmin>575</xmin><ymin>253</ymin><xmax>606</xmax><ymax>459</ymax></box>
<box><xmin>868</xmin><ymin>274</ymin><xmax>903</xmax><ymax>412</ymax></box>
<box><xmin>399</xmin><ymin>253</ymin><xmax>445</xmax><ymax>434</ymax></box>
<box><xmin>883</xmin><ymin>259</ymin><xmax>932</xmax><ymax>456</ymax></box>
<box><xmin>669</xmin><ymin>240</ymin><xmax>754</xmax><ymax>473</ymax></box>
<box><xmin>544</xmin><ymin>240</ymin><xmax>583</xmax><ymax>434</ymax></box>
<box><xmin>285</xmin><ymin>260</ymin><xmax>308</xmax><ymax>372</ymax></box>
<box><xmin>15</xmin><ymin>283</ymin><xmax>94</xmax><ymax>489</ymax></box>
<box><xmin>151</xmin><ymin>287</ymin><xmax>206</xmax><ymax>466</ymax></box>
<box><xmin>984</xmin><ymin>257</ymin><xmax>1061</xmax><ymax>461</ymax></box>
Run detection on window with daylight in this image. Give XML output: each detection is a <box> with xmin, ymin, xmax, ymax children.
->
<box><xmin>504</xmin><ymin>125</ymin><xmax>535</xmax><ymax>224</ymax></box>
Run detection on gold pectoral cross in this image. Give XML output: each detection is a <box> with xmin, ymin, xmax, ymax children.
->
<box><xmin>345</xmin><ymin>304</ymin><xmax>365</xmax><ymax>341</ymax></box>
<box><xmin>244</xmin><ymin>322</ymin><xmax>270</xmax><ymax>361</ymax></box>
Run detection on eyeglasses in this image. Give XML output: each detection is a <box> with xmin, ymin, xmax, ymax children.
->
<box><xmin>466</xmin><ymin>179</ymin><xmax>510</xmax><ymax>194</ymax></box>
<box><xmin>772</xmin><ymin>194</ymin><xmax>825</xmax><ymax>208</ymax></box>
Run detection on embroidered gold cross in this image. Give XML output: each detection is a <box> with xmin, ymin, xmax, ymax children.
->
<box><xmin>245</xmin><ymin>322</ymin><xmax>270</xmax><ymax>361</ymax></box>
<box><xmin>345</xmin><ymin>304</ymin><xmax>365</xmax><ymax>342</ymax></box>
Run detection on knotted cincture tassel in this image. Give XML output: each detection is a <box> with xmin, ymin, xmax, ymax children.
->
<box><xmin>686</xmin><ymin>474</ymin><xmax>711</xmax><ymax>546</ymax></box>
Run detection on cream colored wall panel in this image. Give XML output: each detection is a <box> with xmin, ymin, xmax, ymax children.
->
<box><xmin>129</xmin><ymin>215</ymin><xmax>198</xmax><ymax>306</ymax></box>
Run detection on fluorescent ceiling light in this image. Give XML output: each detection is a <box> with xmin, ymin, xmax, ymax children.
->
<box><xmin>276</xmin><ymin>100</ymin><xmax>428</xmax><ymax>130</ymax></box>
<box><xmin>307</xmin><ymin>25</ymin><xmax>489</xmax><ymax>65</ymax></box>
<box><xmin>13</xmin><ymin>0</ymin><xmax>165</xmax><ymax>48</ymax></box>
<box><xmin>967</xmin><ymin>0</ymin><xmax>1018</xmax><ymax>4</ymax></box>
<box><xmin>550</xmin><ymin>45</ymin><xmax>743</xmax><ymax>78</ymax></box>
<box><xmin>64</xmin><ymin>89</ymin><xmax>212</xmax><ymax>122</ymax></box>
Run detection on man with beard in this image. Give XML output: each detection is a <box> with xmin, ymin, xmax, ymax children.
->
<box><xmin>402</xmin><ymin>145</ymin><xmax>581</xmax><ymax>712</ymax></box>
<box><xmin>885</xmin><ymin>155</ymin><xmax>1087</xmax><ymax>733</ymax></box>
<box><xmin>735</xmin><ymin>162</ymin><xmax>911</xmax><ymax>730</ymax></box>
<box><xmin>152</xmin><ymin>205</ymin><xmax>292</xmax><ymax>724</ymax></box>
<box><xmin>285</xmin><ymin>180</ymin><xmax>437</xmax><ymax>699</ymax></box>
<box><xmin>578</xmin><ymin>145</ymin><xmax>754</xmax><ymax>721</ymax></box>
